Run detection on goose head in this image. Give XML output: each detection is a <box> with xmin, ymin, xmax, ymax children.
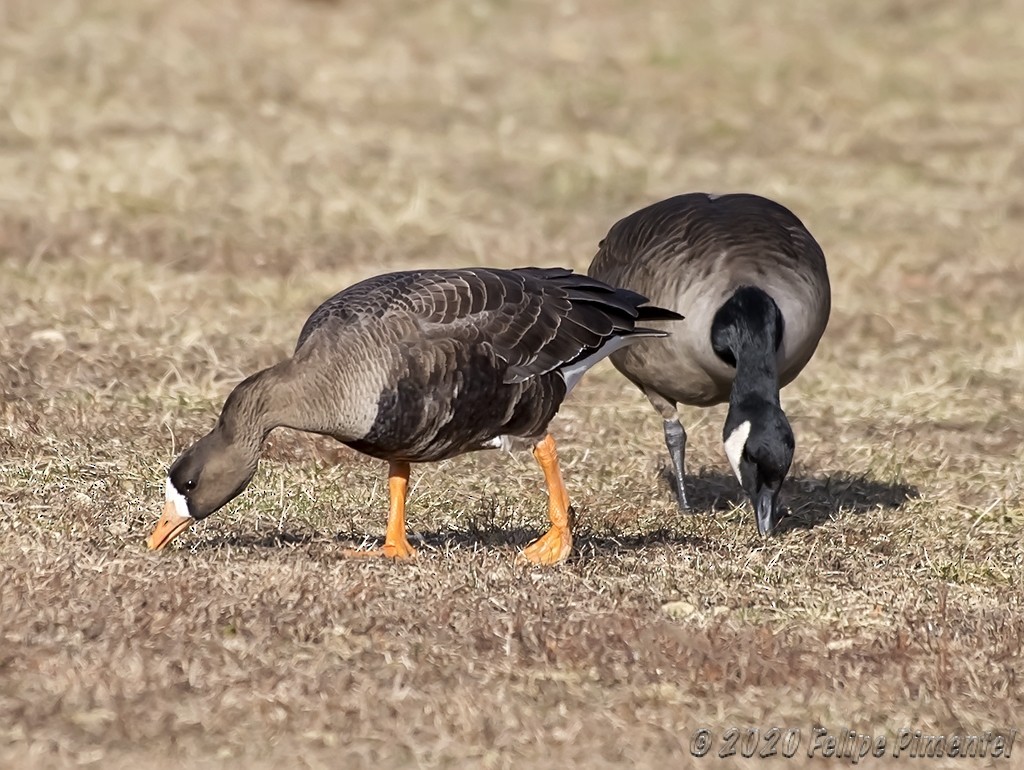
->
<box><xmin>147</xmin><ymin>428</ymin><xmax>259</xmax><ymax>550</ymax></box>
<box><xmin>723</xmin><ymin>397</ymin><xmax>794</xmax><ymax>537</ymax></box>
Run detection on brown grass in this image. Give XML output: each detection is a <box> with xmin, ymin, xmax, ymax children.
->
<box><xmin>2</xmin><ymin>0</ymin><xmax>1023</xmax><ymax>767</ymax></box>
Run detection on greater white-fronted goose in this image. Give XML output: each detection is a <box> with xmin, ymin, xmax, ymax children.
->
<box><xmin>146</xmin><ymin>267</ymin><xmax>682</xmax><ymax>564</ymax></box>
<box><xmin>587</xmin><ymin>193</ymin><xmax>831</xmax><ymax>535</ymax></box>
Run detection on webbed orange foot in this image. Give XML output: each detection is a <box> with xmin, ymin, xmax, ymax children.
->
<box><xmin>342</xmin><ymin>538</ymin><xmax>417</xmax><ymax>560</ymax></box>
<box><xmin>344</xmin><ymin>460</ymin><xmax>417</xmax><ymax>561</ymax></box>
<box><xmin>517</xmin><ymin>523</ymin><xmax>572</xmax><ymax>566</ymax></box>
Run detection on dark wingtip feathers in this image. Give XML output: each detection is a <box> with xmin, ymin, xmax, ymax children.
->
<box><xmin>503</xmin><ymin>270</ymin><xmax>682</xmax><ymax>381</ymax></box>
<box><xmin>631</xmin><ymin>326</ymin><xmax>671</xmax><ymax>339</ymax></box>
<box><xmin>636</xmin><ymin>304</ymin><xmax>684</xmax><ymax>324</ymax></box>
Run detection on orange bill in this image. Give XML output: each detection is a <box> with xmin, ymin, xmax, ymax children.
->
<box><xmin>146</xmin><ymin>499</ymin><xmax>193</xmax><ymax>550</ymax></box>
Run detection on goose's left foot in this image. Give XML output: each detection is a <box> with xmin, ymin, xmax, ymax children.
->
<box><xmin>342</xmin><ymin>538</ymin><xmax>417</xmax><ymax>560</ymax></box>
<box><xmin>518</xmin><ymin>522</ymin><xmax>573</xmax><ymax>565</ymax></box>
<box><xmin>345</xmin><ymin>460</ymin><xmax>417</xmax><ymax>560</ymax></box>
<box><xmin>516</xmin><ymin>434</ymin><xmax>574</xmax><ymax>566</ymax></box>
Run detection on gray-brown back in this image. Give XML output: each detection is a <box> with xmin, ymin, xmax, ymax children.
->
<box><xmin>588</xmin><ymin>193</ymin><xmax>831</xmax><ymax>405</ymax></box>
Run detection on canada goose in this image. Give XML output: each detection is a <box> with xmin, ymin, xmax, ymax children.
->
<box><xmin>587</xmin><ymin>193</ymin><xmax>830</xmax><ymax>536</ymax></box>
<box><xmin>146</xmin><ymin>267</ymin><xmax>682</xmax><ymax>564</ymax></box>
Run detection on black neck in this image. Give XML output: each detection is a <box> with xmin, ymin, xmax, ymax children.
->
<box><xmin>711</xmin><ymin>286</ymin><xmax>784</xmax><ymax>407</ymax></box>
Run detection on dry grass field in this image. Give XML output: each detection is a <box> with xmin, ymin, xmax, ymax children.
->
<box><xmin>2</xmin><ymin>0</ymin><xmax>1023</xmax><ymax>767</ymax></box>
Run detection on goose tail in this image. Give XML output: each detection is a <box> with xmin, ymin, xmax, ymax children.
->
<box><xmin>556</xmin><ymin>289</ymin><xmax>683</xmax><ymax>394</ymax></box>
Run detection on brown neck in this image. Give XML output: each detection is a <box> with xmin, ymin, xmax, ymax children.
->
<box><xmin>215</xmin><ymin>350</ymin><xmax>377</xmax><ymax>449</ymax></box>
<box><xmin>216</xmin><ymin>360</ymin><xmax>297</xmax><ymax>450</ymax></box>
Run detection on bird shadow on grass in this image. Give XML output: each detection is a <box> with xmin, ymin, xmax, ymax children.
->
<box><xmin>419</xmin><ymin>518</ymin><xmax>711</xmax><ymax>557</ymax></box>
<box><xmin>660</xmin><ymin>466</ymin><xmax>920</xmax><ymax>534</ymax></box>
<box><xmin>196</xmin><ymin>530</ymin><xmax>320</xmax><ymax>552</ymax></box>
<box><xmin>197</xmin><ymin>510</ymin><xmax>710</xmax><ymax>557</ymax></box>
<box><xmin>196</xmin><ymin>471</ymin><xmax>917</xmax><ymax>554</ymax></box>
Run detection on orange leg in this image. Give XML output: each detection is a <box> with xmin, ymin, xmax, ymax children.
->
<box><xmin>518</xmin><ymin>434</ymin><xmax>573</xmax><ymax>566</ymax></box>
<box><xmin>344</xmin><ymin>460</ymin><xmax>417</xmax><ymax>560</ymax></box>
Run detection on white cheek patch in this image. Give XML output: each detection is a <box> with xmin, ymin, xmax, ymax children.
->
<box><xmin>165</xmin><ymin>477</ymin><xmax>193</xmax><ymax>519</ymax></box>
<box><xmin>723</xmin><ymin>421</ymin><xmax>752</xmax><ymax>484</ymax></box>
